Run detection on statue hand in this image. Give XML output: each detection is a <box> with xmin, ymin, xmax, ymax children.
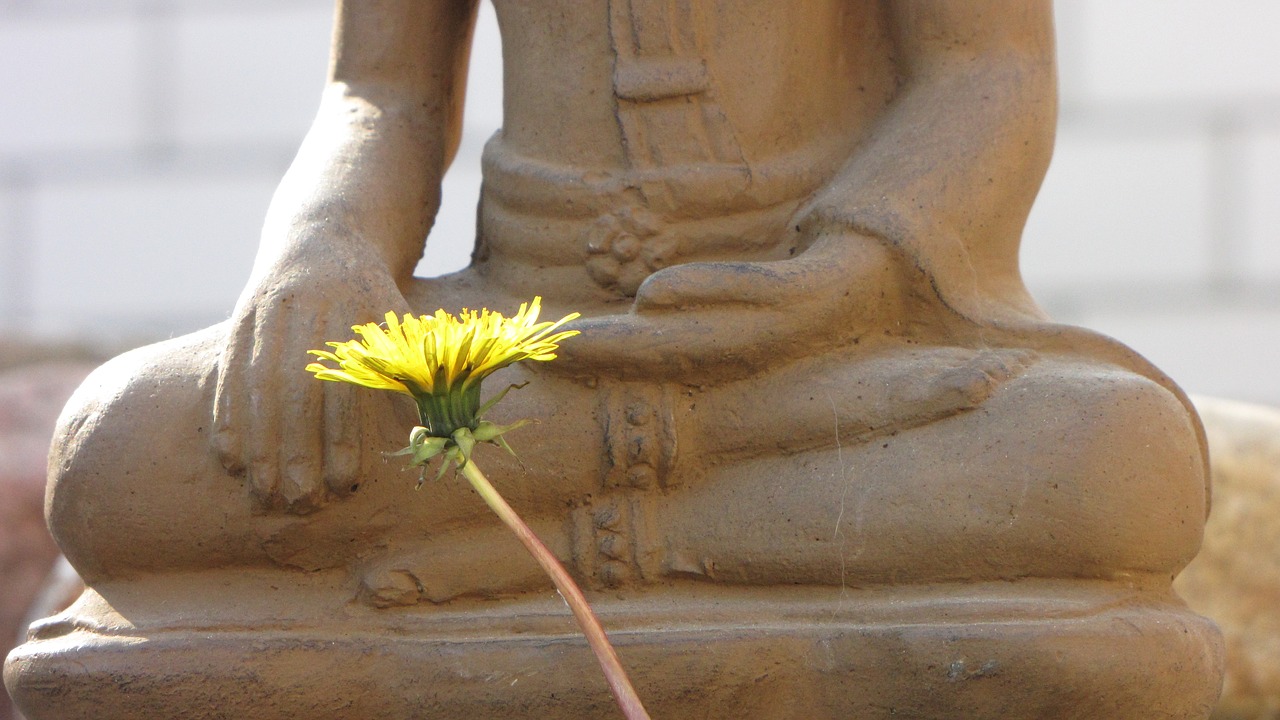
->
<box><xmin>212</xmin><ymin>236</ymin><xmax>410</xmax><ymax>511</ymax></box>
<box><xmin>554</xmin><ymin>229</ymin><xmax>908</xmax><ymax>382</ymax></box>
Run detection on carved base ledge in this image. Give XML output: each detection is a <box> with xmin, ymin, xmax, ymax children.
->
<box><xmin>7</xmin><ymin>578</ymin><xmax>1223</xmax><ymax>719</ymax></box>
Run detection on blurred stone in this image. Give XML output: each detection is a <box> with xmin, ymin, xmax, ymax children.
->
<box><xmin>1181</xmin><ymin>396</ymin><xmax>1280</xmax><ymax>720</ymax></box>
<box><xmin>0</xmin><ymin>361</ymin><xmax>96</xmax><ymax>720</ymax></box>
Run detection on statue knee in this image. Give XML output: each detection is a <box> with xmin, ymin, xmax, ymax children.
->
<box><xmin>45</xmin><ymin>326</ymin><xmax>250</xmax><ymax>584</ymax></box>
<box><xmin>1002</xmin><ymin>361</ymin><xmax>1208</xmax><ymax>578</ymax></box>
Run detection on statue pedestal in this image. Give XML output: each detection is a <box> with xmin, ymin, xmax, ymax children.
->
<box><xmin>8</xmin><ymin>575</ymin><xmax>1221</xmax><ymax>719</ymax></box>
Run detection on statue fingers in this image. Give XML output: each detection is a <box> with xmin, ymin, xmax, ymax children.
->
<box><xmin>241</xmin><ymin>316</ymin><xmax>288</xmax><ymax>507</ymax></box>
<box><xmin>323</xmin><ymin>379</ymin><xmax>363</xmax><ymax>497</ymax></box>
<box><xmin>554</xmin><ymin>311</ymin><xmax>769</xmax><ymax>382</ymax></box>
<box><xmin>274</xmin><ymin>369</ymin><xmax>326</xmax><ymax>511</ymax></box>
<box><xmin>635</xmin><ymin>261</ymin><xmax>788</xmax><ymax>312</ymax></box>
<box><xmin>633</xmin><ymin>232</ymin><xmax>878</xmax><ymax>314</ymax></box>
<box><xmin>264</xmin><ymin>304</ymin><xmax>343</xmax><ymax>511</ymax></box>
<box><xmin>212</xmin><ymin>309</ymin><xmax>256</xmax><ymax>475</ymax></box>
<box><xmin>552</xmin><ymin>314</ymin><xmax>652</xmax><ymax>370</ymax></box>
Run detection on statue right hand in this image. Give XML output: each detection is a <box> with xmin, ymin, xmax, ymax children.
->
<box><xmin>212</xmin><ymin>236</ymin><xmax>411</xmax><ymax>511</ymax></box>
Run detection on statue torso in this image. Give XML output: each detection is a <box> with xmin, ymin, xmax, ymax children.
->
<box><xmin>490</xmin><ymin>0</ymin><xmax>896</xmax><ymax>171</ymax></box>
<box><xmin>479</xmin><ymin>0</ymin><xmax>899</xmax><ymax>297</ymax></box>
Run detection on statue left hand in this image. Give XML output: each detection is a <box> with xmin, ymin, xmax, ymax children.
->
<box><xmin>554</xmin><ymin>227</ymin><xmax>909</xmax><ymax>383</ymax></box>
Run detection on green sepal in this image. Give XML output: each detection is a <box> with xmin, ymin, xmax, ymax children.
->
<box><xmin>388</xmin><ymin>426</ymin><xmax>428</xmax><ymax>457</ymax></box>
<box><xmin>476</xmin><ymin>382</ymin><xmax>529</xmax><ymax>419</ymax></box>
<box><xmin>472</xmin><ymin>418</ymin><xmax>531</xmax><ymax>443</ymax></box>
<box><xmin>494</xmin><ymin>434</ymin><xmax>519</xmax><ymax>458</ymax></box>
<box><xmin>394</xmin><ymin>411</ymin><xmax>534</xmax><ymax>486</ymax></box>
<box><xmin>451</xmin><ymin>427</ymin><xmax>477</xmax><ymax>467</ymax></box>
<box><xmin>434</xmin><ymin>452</ymin><xmax>454</xmax><ymax>482</ymax></box>
<box><xmin>396</xmin><ymin>426</ymin><xmax>450</xmax><ymax>467</ymax></box>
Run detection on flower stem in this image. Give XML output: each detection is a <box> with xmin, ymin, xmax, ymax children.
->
<box><xmin>458</xmin><ymin>460</ymin><xmax>652</xmax><ymax>720</ymax></box>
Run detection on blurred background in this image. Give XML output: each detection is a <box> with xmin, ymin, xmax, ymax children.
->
<box><xmin>0</xmin><ymin>0</ymin><xmax>1278</xmax><ymax>400</ymax></box>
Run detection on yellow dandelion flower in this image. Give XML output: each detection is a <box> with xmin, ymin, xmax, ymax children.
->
<box><xmin>306</xmin><ymin>296</ymin><xmax>579</xmax><ymax>438</ymax></box>
<box><xmin>303</xmin><ymin>299</ymin><xmax>648</xmax><ymax>717</ymax></box>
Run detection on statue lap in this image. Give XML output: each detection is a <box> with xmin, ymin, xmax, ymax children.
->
<box><xmin>7</xmin><ymin>283</ymin><xmax>1222</xmax><ymax>718</ymax></box>
<box><xmin>34</xmin><ymin>280</ymin><xmax>1206</xmax><ymax>590</ymax></box>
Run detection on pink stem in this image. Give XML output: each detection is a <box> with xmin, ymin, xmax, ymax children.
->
<box><xmin>459</xmin><ymin>460</ymin><xmax>652</xmax><ymax>720</ymax></box>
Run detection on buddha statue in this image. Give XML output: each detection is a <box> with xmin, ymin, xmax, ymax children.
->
<box><xmin>6</xmin><ymin>1</ymin><xmax>1223</xmax><ymax>717</ymax></box>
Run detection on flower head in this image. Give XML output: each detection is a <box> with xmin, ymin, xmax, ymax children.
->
<box><xmin>306</xmin><ymin>297</ymin><xmax>578</xmax><ymax>439</ymax></box>
<box><xmin>305</xmin><ymin>299</ymin><xmax>645</xmax><ymax>715</ymax></box>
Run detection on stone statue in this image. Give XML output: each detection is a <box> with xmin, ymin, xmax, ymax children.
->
<box><xmin>6</xmin><ymin>1</ymin><xmax>1223</xmax><ymax>717</ymax></box>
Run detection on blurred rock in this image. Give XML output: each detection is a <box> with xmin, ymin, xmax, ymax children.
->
<box><xmin>0</xmin><ymin>361</ymin><xmax>96</xmax><ymax>720</ymax></box>
<box><xmin>1181</xmin><ymin>396</ymin><xmax>1280</xmax><ymax>720</ymax></box>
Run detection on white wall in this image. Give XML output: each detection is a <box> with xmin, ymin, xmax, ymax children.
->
<box><xmin>1025</xmin><ymin>1</ymin><xmax>1280</xmax><ymax>405</ymax></box>
<box><xmin>1</xmin><ymin>1</ymin><xmax>1278</xmax><ymax>402</ymax></box>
